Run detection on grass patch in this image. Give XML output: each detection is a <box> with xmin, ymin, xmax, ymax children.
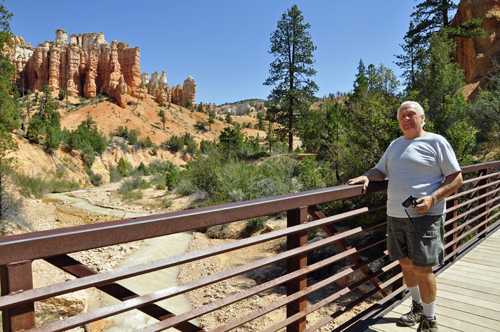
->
<box><xmin>121</xmin><ymin>191</ymin><xmax>143</xmax><ymax>201</ymax></box>
<box><xmin>14</xmin><ymin>173</ymin><xmax>79</xmax><ymax>198</ymax></box>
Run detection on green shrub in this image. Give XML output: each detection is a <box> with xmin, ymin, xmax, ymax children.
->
<box><xmin>185</xmin><ymin>137</ymin><xmax>198</xmax><ymax>154</ymax></box>
<box><xmin>160</xmin><ymin>198</ymin><xmax>173</xmax><ymax>208</ymax></box>
<box><xmin>166</xmin><ymin>135</ymin><xmax>184</xmax><ymax>152</ymax></box>
<box><xmin>120</xmin><ymin>191</ymin><xmax>143</xmax><ymax>201</ymax></box>
<box><xmin>246</xmin><ymin>217</ymin><xmax>266</xmax><ymax>233</ymax></box>
<box><xmin>109</xmin><ymin>167</ymin><xmax>122</xmax><ymax>182</ymax></box>
<box><xmin>135</xmin><ymin>136</ymin><xmax>154</xmax><ymax>149</ymax></box>
<box><xmin>137</xmin><ymin>162</ymin><xmax>148</xmax><ymax>175</ymax></box>
<box><xmin>118</xmin><ymin>176</ymin><xmax>151</xmax><ymax>194</ymax></box>
<box><xmin>117</xmin><ymin>157</ymin><xmax>129</xmax><ymax>176</ymax></box>
<box><xmin>200</xmin><ymin>139</ymin><xmax>216</xmax><ymax>154</ymax></box>
<box><xmin>58</xmin><ymin>88</ymin><xmax>66</xmax><ymax>100</ymax></box>
<box><xmin>14</xmin><ymin>173</ymin><xmax>79</xmax><ymax>198</ymax></box>
<box><xmin>89</xmin><ymin>171</ymin><xmax>103</xmax><ymax>186</ymax></box>
<box><xmin>81</xmin><ymin>144</ymin><xmax>95</xmax><ymax>168</ymax></box>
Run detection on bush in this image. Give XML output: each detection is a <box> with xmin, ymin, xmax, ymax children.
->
<box><xmin>81</xmin><ymin>144</ymin><xmax>95</xmax><ymax>168</ymax></box>
<box><xmin>160</xmin><ymin>198</ymin><xmax>173</xmax><ymax>208</ymax></box>
<box><xmin>117</xmin><ymin>157</ymin><xmax>130</xmax><ymax>177</ymax></box>
<box><xmin>200</xmin><ymin>139</ymin><xmax>216</xmax><ymax>154</ymax></box>
<box><xmin>135</xmin><ymin>136</ymin><xmax>154</xmax><ymax>149</ymax></box>
<box><xmin>137</xmin><ymin>162</ymin><xmax>148</xmax><ymax>175</ymax></box>
<box><xmin>118</xmin><ymin>176</ymin><xmax>150</xmax><ymax>194</ymax></box>
<box><xmin>109</xmin><ymin>166</ymin><xmax>122</xmax><ymax>182</ymax></box>
<box><xmin>120</xmin><ymin>191</ymin><xmax>143</xmax><ymax>201</ymax></box>
<box><xmin>246</xmin><ymin>217</ymin><xmax>266</xmax><ymax>233</ymax></box>
<box><xmin>166</xmin><ymin>135</ymin><xmax>184</xmax><ymax>152</ymax></box>
<box><xmin>14</xmin><ymin>173</ymin><xmax>79</xmax><ymax>198</ymax></box>
<box><xmin>185</xmin><ymin>137</ymin><xmax>198</xmax><ymax>154</ymax></box>
<box><xmin>58</xmin><ymin>88</ymin><xmax>66</xmax><ymax>100</ymax></box>
<box><xmin>89</xmin><ymin>171</ymin><xmax>103</xmax><ymax>186</ymax></box>
<box><xmin>0</xmin><ymin>191</ymin><xmax>31</xmax><ymax>235</ymax></box>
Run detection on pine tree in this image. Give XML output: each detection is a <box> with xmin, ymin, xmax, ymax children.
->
<box><xmin>158</xmin><ymin>107</ymin><xmax>167</xmax><ymax>130</ymax></box>
<box><xmin>352</xmin><ymin>59</ymin><xmax>368</xmax><ymax>98</ymax></box>
<box><xmin>0</xmin><ymin>3</ymin><xmax>21</xmax><ymax>132</ymax></box>
<box><xmin>395</xmin><ymin>22</ymin><xmax>428</xmax><ymax>92</ymax></box>
<box><xmin>264</xmin><ymin>4</ymin><xmax>318</xmax><ymax>152</ymax></box>
<box><xmin>406</xmin><ymin>0</ymin><xmax>458</xmax><ymax>48</ymax></box>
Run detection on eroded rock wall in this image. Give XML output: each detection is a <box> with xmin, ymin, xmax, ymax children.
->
<box><xmin>451</xmin><ymin>0</ymin><xmax>500</xmax><ymax>98</ymax></box>
<box><xmin>140</xmin><ymin>70</ymin><xmax>196</xmax><ymax>106</ymax></box>
<box><xmin>13</xmin><ymin>29</ymin><xmax>145</xmax><ymax>108</ymax></box>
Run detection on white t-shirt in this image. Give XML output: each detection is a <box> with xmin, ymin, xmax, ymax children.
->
<box><xmin>375</xmin><ymin>133</ymin><xmax>461</xmax><ymax>218</ymax></box>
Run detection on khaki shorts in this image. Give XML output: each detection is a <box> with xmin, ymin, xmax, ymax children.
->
<box><xmin>387</xmin><ymin>215</ymin><xmax>445</xmax><ymax>268</ymax></box>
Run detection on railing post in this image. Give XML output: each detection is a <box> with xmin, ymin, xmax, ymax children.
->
<box><xmin>286</xmin><ymin>206</ymin><xmax>308</xmax><ymax>332</ymax></box>
<box><xmin>1</xmin><ymin>260</ymin><xmax>36</xmax><ymax>332</ymax></box>
<box><xmin>445</xmin><ymin>190</ymin><xmax>459</xmax><ymax>262</ymax></box>
<box><xmin>478</xmin><ymin>169</ymin><xmax>489</xmax><ymax>238</ymax></box>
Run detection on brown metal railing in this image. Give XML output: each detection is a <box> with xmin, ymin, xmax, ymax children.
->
<box><xmin>1</xmin><ymin>160</ymin><xmax>500</xmax><ymax>332</ymax></box>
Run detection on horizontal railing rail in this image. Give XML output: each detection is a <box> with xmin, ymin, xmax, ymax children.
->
<box><xmin>1</xmin><ymin>160</ymin><xmax>499</xmax><ymax>332</ymax></box>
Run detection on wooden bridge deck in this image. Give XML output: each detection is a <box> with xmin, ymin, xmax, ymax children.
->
<box><xmin>364</xmin><ymin>229</ymin><xmax>500</xmax><ymax>332</ymax></box>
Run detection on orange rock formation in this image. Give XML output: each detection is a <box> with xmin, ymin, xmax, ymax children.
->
<box><xmin>451</xmin><ymin>0</ymin><xmax>500</xmax><ymax>98</ymax></box>
<box><xmin>141</xmin><ymin>70</ymin><xmax>196</xmax><ymax>106</ymax></box>
<box><xmin>13</xmin><ymin>29</ymin><xmax>145</xmax><ymax>108</ymax></box>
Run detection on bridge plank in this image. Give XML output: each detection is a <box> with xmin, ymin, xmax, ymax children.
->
<box><xmin>442</xmin><ymin>262</ymin><xmax>500</xmax><ymax>279</ymax></box>
<box><xmin>466</xmin><ymin>247</ymin><xmax>500</xmax><ymax>260</ymax></box>
<box><xmin>439</xmin><ymin>268</ymin><xmax>500</xmax><ymax>285</ymax></box>
<box><xmin>438</xmin><ymin>283</ymin><xmax>500</xmax><ymax>304</ymax></box>
<box><xmin>453</xmin><ymin>258</ymin><xmax>500</xmax><ymax>273</ymax></box>
<box><xmin>437</xmin><ymin>297</ymin><xmax>500</xmax><ymax>322</ymax></box>
<box><xmin>459</xmin><ymin>256</ymin><xmax>500</xmax><ymax>269</ymax></box>
<box><xmin>437</xmin><ymin>289</ymin><xmax>500</xmax><ymax>312</ymax></box>
<box><xmin>438</xmin><ymin>276</ymin><xmax>500</xmax><ymax>297</ymax></box>
<box><xmin>477</xmin><ymin>242</ymin><xmax>500</xmax><ymax>250</ymax></box>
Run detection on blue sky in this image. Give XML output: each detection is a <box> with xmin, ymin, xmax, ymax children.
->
<box><xmin>8</xmin><ymin>0</ymin><xmax>459</xmax><ymax>105</ymax></box>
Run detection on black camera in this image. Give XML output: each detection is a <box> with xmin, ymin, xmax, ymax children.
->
<box><xmin>402</xmin><ymin>195</ymin><xmax>418</xmax><ymax>208</ymax></box>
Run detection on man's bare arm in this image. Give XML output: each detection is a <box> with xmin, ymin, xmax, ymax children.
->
<box><xmin>413</xmin><ymin>171</ymin><xmax>463</xmax><ymax>213</ymax></box>
<box><xmin>347</xmin><ymin>168</ymin><xmax>387</xmax><ymax>192</ymax></box>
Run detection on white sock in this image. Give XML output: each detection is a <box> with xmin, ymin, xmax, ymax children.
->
<box><xmin>423</xmin><ymin>301</ymin><xmax>436</xmax><ymax>319</ymax></box>
<box><xmin>408</xmin><ymin>286</ymin><xmax>422</xmax><ymax>304</ymax></box>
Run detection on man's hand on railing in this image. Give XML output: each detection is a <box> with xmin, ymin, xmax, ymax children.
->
<box><xmin>347</xmin><ymin>168</ymin><xmax>387</xmax><ymax>193</ymax></box>
<box><xmin>347</xmin><ymin>175</ymin><xmax>370</xmax><ymax>192</ymax></box>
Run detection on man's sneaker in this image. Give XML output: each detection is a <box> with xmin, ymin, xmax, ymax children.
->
<box><xmin>418</xmin><ymin>316</ymin><xmax>438</xmax><ymax>331</ymax></box>
<box><xmin>399</xmin><ymin>300</ymin><xmax>423</xmax><ymax>326</ymax></box>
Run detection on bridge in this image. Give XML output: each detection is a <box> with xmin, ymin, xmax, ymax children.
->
<box><xmin>1</xmin><ymin>160</ymin><xmax>499</xmax><ymax>332</ymax></box>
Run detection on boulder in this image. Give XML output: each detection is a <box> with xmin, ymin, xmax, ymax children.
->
<box><xmin>36</xmin><ymin>290</ymin><xmax>89</xmax><ymax>317</ymax></box>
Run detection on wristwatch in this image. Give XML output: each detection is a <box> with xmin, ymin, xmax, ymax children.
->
<box><xmin>430</xmin><ymin>193</ymin><xmax>438</xmax><ymax>205</ymax></box>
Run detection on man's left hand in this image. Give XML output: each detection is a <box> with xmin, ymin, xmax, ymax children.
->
<box><xmin>411</xmin><ymin>196</ymin><xmax>433</xmax><ymax>213</ymax></box>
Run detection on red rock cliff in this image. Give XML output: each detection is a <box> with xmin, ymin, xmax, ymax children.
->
<box><xmin>452</xmin><ymin>0</ymin><xmax>500</xmax><ymax>98</ymax></box>
<box><xmin>13</xmin><ymin>29</ymin><xmax>145</xmax><ymax>108</ymax></box>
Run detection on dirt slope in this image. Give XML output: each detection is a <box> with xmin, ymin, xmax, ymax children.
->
<box><xmin>9</xmin><ymin>93</ymin><xmax>265</xmax><ymax>186</ymax></box>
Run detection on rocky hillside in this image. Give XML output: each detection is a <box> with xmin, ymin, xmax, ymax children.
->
<box><xmin>10</xmin><ymin>93</ymin><xmax>265</xmax><ymax>186</ymax></box>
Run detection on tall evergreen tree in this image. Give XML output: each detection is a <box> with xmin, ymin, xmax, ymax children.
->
<box><xmin>352</xmin><ymin>59</ymin><xmax>368</xmax><ymax>98</ymax></box>
<box><xmin>395</xmin><ymin>22</ymin><xmax>428</xmax><ymax>92</ymax></box>
<box><xmin>0</xmin><ymin>2</ymin><xmax>21</xmax><ymax>132</ymax></box>
<box><xmin>406</xmin><ymin>0</ymin><xmax>457</xmax><ymax>48</ymax></box>
<box><xmin>0</xmin><ymin>2</ymin><xmax>29</xmax><ymax>233</ymax></box>
<box><xmin>264</xmin><ymin>4</ymin><xmax>318</xmax><ymax>152</ymax></box>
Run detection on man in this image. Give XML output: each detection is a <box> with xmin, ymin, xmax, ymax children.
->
<box><xmin>347</xmin><ymin>101</ymin><xmax>463</xmax><ymax>332</ymax></box>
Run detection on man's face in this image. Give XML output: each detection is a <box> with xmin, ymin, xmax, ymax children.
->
<box><xmin>398</xmin><ymin>104</ymin><xmax>425</xmax><ymax>138</ymax></box>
